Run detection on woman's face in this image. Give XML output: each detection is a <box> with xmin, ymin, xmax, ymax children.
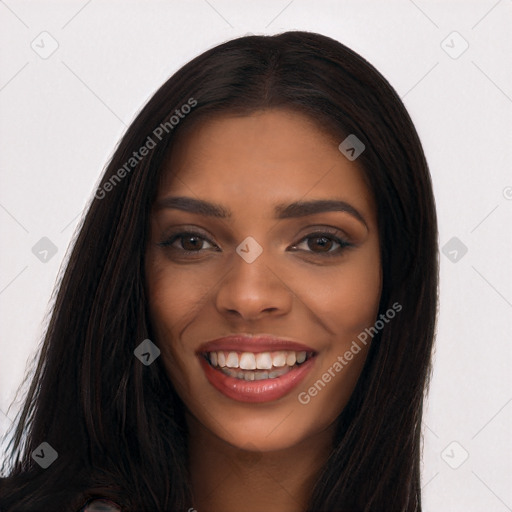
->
<box><xmin>145</xmin><ymin>109</ymin><xmax>382</xmax><ymax>452</ymax></box>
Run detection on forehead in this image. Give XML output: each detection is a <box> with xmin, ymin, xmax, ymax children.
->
<box><xmin>157</xmin><ymin>109</ymin><xmax>374</xmax><ymax>219</ymax></box>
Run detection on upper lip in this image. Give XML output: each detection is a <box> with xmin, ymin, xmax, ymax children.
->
<box><xmin>197</xmin><ymin>334</ymin><xmax>315</xmax><ymax>354</ymax></box>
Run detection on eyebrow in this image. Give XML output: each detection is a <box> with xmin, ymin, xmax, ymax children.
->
<box><xmin>155</xmin><ymin>196</ymin><xmax>368</xmax><ymax>228</ymax></box>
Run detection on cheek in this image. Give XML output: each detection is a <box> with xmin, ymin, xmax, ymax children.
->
<box><xmin>299</xmin><ymin>246</ymin><xmax>381</xmax><ymax>424</ymax></box>
<box><xmin>295</xmin><ymin>244</ymin><xmax>382</xmax><ymax>337</ymax></box>
<box><xmin>337</xmin><ymin>263</ymin><xmax>382</xmax><ymax>333</ymax></box>
<box><xmin>146</xmin><ymin>254</ymin><xmax>218</xmax><ymax>337</ymax></box>
<box><xmin>145</xmin><ymin>260</ymin><xmax>210</xmax><ymax>391</ymax></box>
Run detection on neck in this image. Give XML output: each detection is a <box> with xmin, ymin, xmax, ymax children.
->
<box><xmin>187</xmin><ymin>414</ymin><xmax>334</xmax><ymax>512</ymax></box>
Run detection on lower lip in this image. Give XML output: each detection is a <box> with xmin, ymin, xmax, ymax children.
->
<box><xmin>199</xmin><ymin>355</ymin><xmax>315</xmax><ymax>403</ymax></box>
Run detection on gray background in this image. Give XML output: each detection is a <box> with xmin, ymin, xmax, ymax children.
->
<box><xmin>1</xmin><ymin>1</ymin><xmax>511</xmax><ymax>510</ymax></box>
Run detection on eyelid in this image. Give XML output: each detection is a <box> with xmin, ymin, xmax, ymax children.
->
<box><xmin>292</xmin><ymin>225</ymin><xmax>353</xmax><ymax>243</ymax></box>
<box><xmin>157</xmin><ymin>228</ymin><xmax>219</xmax><ymax>251</ymax></box>
<box><xmin>158</xmin><ymin>224</ymin><xmax>215</xmax><ymax>240</ymax></box>
<box><xmin>157</xmin><ymin>225</ymin><xmax>354</xmax><ymax>256</ymax></box>
<box><xmin>289</xmin><ymin>227</ymin><xmax>353</xmax><ymax>254</ymax></box>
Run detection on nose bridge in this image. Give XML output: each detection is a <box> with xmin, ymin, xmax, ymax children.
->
<box><xmin>215</xmin><ymin>237</ymin><xmax>291</xmax><ymax>318</ymax></box>
<box><xmin>227</xmin><ymin>241</ymin><xmax>275</xmax><ymax>293</ymax></box>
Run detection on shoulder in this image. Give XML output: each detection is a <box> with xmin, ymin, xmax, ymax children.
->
<box><xmin>80</xmin><ymin>498</ymin><xmax>122</xmax><ymax>511</ymax></box>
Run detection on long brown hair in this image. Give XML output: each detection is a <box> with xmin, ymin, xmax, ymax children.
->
<box><xmin>0</xmin><ymin>31</ymin><xmax>438</xmax><ymax>511</ymax></box>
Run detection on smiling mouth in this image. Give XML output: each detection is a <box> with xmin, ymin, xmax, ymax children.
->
<box><xmin>202</xmin><ymin>349</ymin><xmax>316</xmax><ymax>381</ymax></box>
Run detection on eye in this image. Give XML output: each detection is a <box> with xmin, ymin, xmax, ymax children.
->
<box><xmin>158</xmin><ymin>231</ymin><xmax>218</xmax><ymax>253</ymax></box>
<box><xmin>290</xmin><ymin>230</ymin><xmax>352</xmax><ymax>256</ymax></box>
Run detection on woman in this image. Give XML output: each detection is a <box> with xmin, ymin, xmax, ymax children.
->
<box><xmin>0</xmin><ymin>31</ymin><xmax>438</xmax><ymax>511</ymax></box>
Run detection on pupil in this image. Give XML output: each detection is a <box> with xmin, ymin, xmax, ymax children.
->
<box><xmin>309</xmin><ymin>236</ymin><xmax>331</xmax><ymax>252</ymax></box>
<box><xmin>183</xmin><ymin>236</ymin><xmax>202</xmax><ymax>251</ymax></box>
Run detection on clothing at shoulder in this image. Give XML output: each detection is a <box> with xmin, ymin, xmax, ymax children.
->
<box><xmin>80</xmin><ymin>498</ymin><xmax>121</xmax><ymax>511</ymax></box>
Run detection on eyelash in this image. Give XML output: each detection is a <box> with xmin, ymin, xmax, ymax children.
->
<box><xmin>157</xmin><ymin>228</ymin><xmax>353</xmax><ymax>258</ymax></box>
<box><xmin>290</xmin><ymin>229</ymin><xmax>353</xmax><ymax>256</ymax></box>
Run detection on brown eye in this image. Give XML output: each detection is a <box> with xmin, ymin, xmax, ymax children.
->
<box><xmin>307</xmin><ymin>236</ymin><xmax>334</xmax><ymax>252</ymax></box>
<box><xmin>158</xmin><ymin>232</ymin><xmax>217</xmax><ymax>253</ymax></box>
<box><xmin>290</xmin><ymin>231</ymin><xmax>352</xmax><ymax>256</ymax></box>
<box><xmin>180</xmin><ymin>235</ymin><xmax>205</xmax><ymax>251</ymax></box>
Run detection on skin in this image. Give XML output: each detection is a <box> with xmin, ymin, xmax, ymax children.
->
<box><xmin>145</xmin><ymin>109</ymin><xmax>382</xmax><ymax>512</ymax></box>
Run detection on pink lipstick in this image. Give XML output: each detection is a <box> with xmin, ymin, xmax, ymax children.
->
<box><xmin>197</xmin><ymin>334</ymin><xmax>317</xmax><ymax>403</ymax></box>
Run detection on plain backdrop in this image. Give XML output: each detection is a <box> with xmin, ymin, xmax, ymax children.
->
<box><xmin>1</xmin><ymin>1</ymin><xmax>511</xmax><ymax>510</ymax></box>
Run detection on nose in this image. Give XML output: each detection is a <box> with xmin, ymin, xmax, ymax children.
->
<box><xmin>215</xmin><ymin>249</ymin><xmax>293</xmax><ymax>322</ymax></box>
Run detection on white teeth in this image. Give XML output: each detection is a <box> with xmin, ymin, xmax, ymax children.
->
<box><xmin>239</xmin><ymin>352</ymin><xmax>256</xmax><ymax>370</ymax></box>
<box><xmin>296</xmin><ymin>351</ymin><xmax>307</xmax><ymax>364</ymax></box>
<box><xmin>226</xmin><ymin>352</ymin><xmax>239</xmax><ymax>368</ymax></box>
<box><xmin>272</xmin><ymin>351</ymin><xmax>287</xmax><ymax>367</ymax></box>
<box><xmin>255</xmin><ymin>352</ymin><xmax>273</xmax><ymax>370</ymax></box>
<box><xmin>286</xmin><ymin>352</ymin><xmax>296</xmax><ymax>366</ymax></box>
<box><xmin>286</xmin><ymin>352</ymin><xmax>297</xmax><ymax>366</ymax></box>
<box><xmin>207</xmin><ymin>349</ymin><xmax>311</xmax><ymax>378</ymax></box>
